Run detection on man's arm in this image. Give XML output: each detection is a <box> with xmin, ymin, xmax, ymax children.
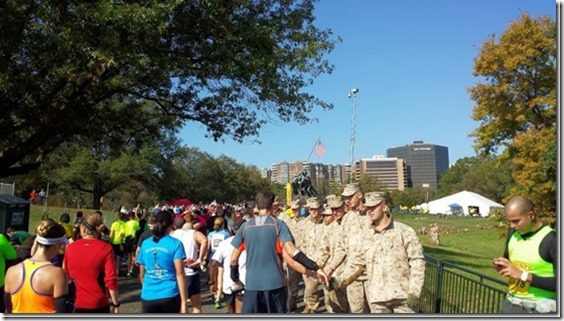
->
<box><xmin>282</xmin><ymin>246</ymin><xmax>324</xmax><ymax>282</ymax></box>
<box><xmin>405</xmin><ymin>228</ymin><xmax>426</xmax><ymax>297</ymax></box>
<box><xmin>531</xmin><ymin>231</ymin><xmax>557</xmax><ymax>291</ymax></box>
<box><xmin>230</xmin><ymin>246</ymin><xmax>242</xmax><ymax>270</ymax></box>
<box><xmin>326</xmin><ymin>224</ymin><xmax>346</xmax><ymax>277</ymax></box>
<box><xmin>502</xmin><ymin>229</ymin><xmax>513</xmax><ymax>259</ymax></box>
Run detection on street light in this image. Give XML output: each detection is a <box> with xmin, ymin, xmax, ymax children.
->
<box><xmin>422</xmin><ymin>183</ymin><xmax>430</xmax><ymax>204</ymax></box>
<box><xmin>348</xmin><ymin>88</ymin><xmax>359</xmax><ymax>182</ymax></box>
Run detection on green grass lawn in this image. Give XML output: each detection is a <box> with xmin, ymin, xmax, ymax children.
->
<box><xmin>392</xmin><ymin>213</ymin><xmax>506</xmax><ymax>280</ymax></box>
<box><xmin>29</xmin><ymin>204</ymin><xmax>117</xmax><ymax>234</ymax></box>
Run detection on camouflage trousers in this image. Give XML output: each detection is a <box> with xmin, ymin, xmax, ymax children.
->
<box><xmin>324</xmin><ymin>285</ymin><xmax>350</xmax><ymax>313</ymax></box>
<box><xmin>369</xmin><ymin>299</ymin><xmax>415</xmax><ymax>313</ymax></box>
<box><xmin>346</xmin><ymin>279</ymin><xmax>370</xmax><ymax>313</ymax></box>
<box><xmin>302</xmin><ymin>275</ymin><xmax>321</xmax><ymax>312</ymax></box>
<box><xmin>287</xmin><ymin>267</ymin><xmax>301</xmax><ymax>311</ymax></box>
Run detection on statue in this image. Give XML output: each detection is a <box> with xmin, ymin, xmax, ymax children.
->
<box><xmin>429</xmin><ymin>223</ymin><xmax>440</xmax><ymax>246</ymax></box>
<box><xmin>291</xmin><ymin>169</ymin><xmax>318</xmax><ymax>198</ymax></box>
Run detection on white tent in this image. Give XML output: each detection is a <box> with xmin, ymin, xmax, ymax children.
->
<box><xmin>420</xmin><ymin>190</ymin><xmax>504</xmax><ymax>217</ymax></box>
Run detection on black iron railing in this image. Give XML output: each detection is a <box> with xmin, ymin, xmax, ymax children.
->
<box><xmin>420</xmin><ymin>255</ymin><xmax>507</xmax><ymax>314</ymax></box>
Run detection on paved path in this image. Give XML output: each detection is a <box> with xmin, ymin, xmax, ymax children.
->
<box><xmin>118</xmin><ymin>269</ymin><xmax>326</xmax><ymax>314</ymax></box>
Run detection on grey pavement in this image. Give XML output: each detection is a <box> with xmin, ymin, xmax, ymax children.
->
<box><xmin>118</xmin><ymin>269</ymin><xmax>325</xmax><ymax>314</ymax></box>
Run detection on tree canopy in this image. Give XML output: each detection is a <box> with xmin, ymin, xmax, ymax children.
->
<box><xmin>468</xmin><ymin>14</ymin><xmax>556</xmax><ymax>218</ymax></box>
<box><xmin>0</xmin><ymin>0</ymin><xmax>337</xmax><ymax>177</ymax></box>
<box><xmin>438</xmin><ymin>156</ymin><xmax>513</xmax><ymax>203</ymax></box>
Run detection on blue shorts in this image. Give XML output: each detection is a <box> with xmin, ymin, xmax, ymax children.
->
<box><xmin>242</xmin><ymin>286</ymin><xmax>287</xmax><ymax>313</ymax></box>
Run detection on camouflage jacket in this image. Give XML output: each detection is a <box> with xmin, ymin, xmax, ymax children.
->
<box><xmin>339</xmin><ymin>210</ymin><xmax>371</xmax><ymax>281</ymax></box>
<box><xmin>364</xmin><ymin>219</ymin><xmax>426</xmax><ymax>302</ymax></box>
<box><xmin>286</xmin><ymin>217</ymin><xmax>303</xmax><ymax>247</ymax></box>
<box><xmin>324</xmin><ymin>221</ymin><xmax>346</xmax><ymax>278</ymax></box>
<box><xmin>300</xmin><ymin>216</ymin><xmax>329</xmax><ymax>267</ymax></box>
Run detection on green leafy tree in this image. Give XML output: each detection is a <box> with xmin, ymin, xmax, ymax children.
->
<box><xmin>0</xmin><ymin>0</ymin><xmax>337</xmax><ymax>177</ymax></box>
<box><xmin>156</xmin><ymin>147</ymin><xmax>270</xmax><ymax>204</ymax></box>
<box><xmin>271</xmin><ymin>182</ymin><xmax>287</xmax><ymax>204</ymax></box>
<box><xmin>358</xmin><ymin>174</ymin><xmax>384</xmax><ymax>194</ymax></box>
<box><xmin>437</xmin><ymin>157</ymin><xmax>482</xmax><ymax>196</ymax></box>
<box><xmin>468</xmin><ymin>13</ymin><xmax>556</xmax><ymax>219</ymax></box>
<box><xmin>46</xmin><ymin>143</ymin><xmax>160</xmax><ymax>209</ymax></box>
<box><xmin>438</xmin><ymin>156</ymin><xmax>514</xmax><ymax>203</ymax></box>
<box><xmin>390</xmin><ymin>187</ymin><xmax>435</xmax><ymax>210</ymax></box>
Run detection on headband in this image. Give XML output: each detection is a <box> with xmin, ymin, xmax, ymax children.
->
<box><xmin>82</xmin><ymin>222</ymin><xmax>97</xmax><ymax>231</ymax></box>
<box><xmin>35</xmin><ymin>235</ymin><xmax>68</xmax><ymax>245</ymax></box>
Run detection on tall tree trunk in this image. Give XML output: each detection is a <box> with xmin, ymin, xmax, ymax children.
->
<box><xmin>92</xmin><ymin>181</ymin><xmax>103</xmax><ymax>210</ymax></box>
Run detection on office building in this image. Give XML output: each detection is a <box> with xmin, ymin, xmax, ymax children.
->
<box><xmin>354</xmin><ymin>156</ymin><xmax>407</xmax><ymax>191</ymax></box>
<box><xmin>387</xmin><ymin>141</ymin><xmax>449</xmax><ymax>190</ymax></box>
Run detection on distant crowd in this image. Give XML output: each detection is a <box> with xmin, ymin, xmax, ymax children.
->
<box><xmin>0</xmin><ymin>186</ymin><xmax>556</xmax><ymax>314</ymax></box>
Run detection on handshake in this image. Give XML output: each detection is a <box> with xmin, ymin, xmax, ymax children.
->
<box><xmin>185</xmin><ymin>258</ymin><xmax>206</xmax><ymax>271</ymax></box>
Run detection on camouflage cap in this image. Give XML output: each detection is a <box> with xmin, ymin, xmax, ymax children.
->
<box><xmin>364</xmin><ymin>191</ymin><xmax>386</xmax><ymax>207</ymax></box>
<box><xmin>327</xmin><ymin>195</ymin><xmax>345</xmax><ymax>209</ymax></box>
<box><xmin>341</xmin><ymin>183</ymin><xmax>361</xmax><ymax>197</ymax></box>
<box><xmin>306</xmin><ymin>197</ymin><xmax>321</xmax><ymax>209</ymax></box>
<box><xmin>290</xmin><ymin>199</ymin><xmax>301</xmax><ymax>209</ymax></box>
<box><xmin>325</xmin><ymin>194</ymin><xmax>337</xmax><ymax>201</ymax></box>
<box><xmin>321</xmin><ymin>205</ymin><xmax>333</xmax><ymax>215</ymax></box>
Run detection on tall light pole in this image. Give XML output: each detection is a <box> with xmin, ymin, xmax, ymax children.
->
<box><xmin>348</xmin><ymin>88</ymin><xmax>359</xmax><ymax>183</ymax></box>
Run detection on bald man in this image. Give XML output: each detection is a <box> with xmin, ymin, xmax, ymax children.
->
<box><xmin>493</xmin><ymin>196</ymin><xmax>556</xmax><ymax>313</ymax></box>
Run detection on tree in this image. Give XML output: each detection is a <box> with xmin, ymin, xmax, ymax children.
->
<box><xmin>0</xmin><ymin>0</ymin><xmax>337</xmax><ymax>177</ymax></box>
<box><xmin>438</xmin><ymin>156</ymin><xmax>514</xmax><ymax>203</ymax></box>
<box><xmin>154</xmin><ymin>147</ymin><xmax>270</xmax><ymax>204</ymax></box>
<box><xmin>389</xmin><ymin>187</ymin><xmax>435</xmax><ymax>210</ymax></box>
<box><xmin>437</xmin><ymin>157</ymin><xmax>483</xmax><ymax>196</ymax></box>
<box><xmin>46</xmin><ymin>143</ymin><xmax>161</xmax><ymax>209</ymax></box>
<box><xmin>468</xmin><ymin>14</ymin><xmax>556</xmax><ymax>218</ymax></box>
<box><xmin>358</xmin><ymin>174</ymin><xmax>384</xmax><ymax>194</ymax></box>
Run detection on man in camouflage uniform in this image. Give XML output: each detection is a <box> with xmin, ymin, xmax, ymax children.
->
<box><xmin>337</xmin><ymin>183</ymin><xmax>371</xmax><ymax>313</ymax></box>
<box><xmin>299</xmin><ymin>197</ymin><xmax>329</xmax><ymax>313</ymax></box>
<box><xmin>285</xmin><ymin>199</ymin><xmax>304</xmax><ymax>312</ymax></box>
<box><xmin>362</xmin><ymin>192</ymin><xmax>425</xmax><ymax>313</ymax></box>
<box><xmin>321</xmin><ymin>195</ymin><xmax>350</xmax><ymax>313</ymax></box>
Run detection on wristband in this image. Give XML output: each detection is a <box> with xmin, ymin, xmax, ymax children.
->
<box><xmin>111</xmin><ymin>302</ymin><xmax>121</xmax><ymax>307</ymax></box>
<box><xmin>230</xmin><ymin>265</ymin><xmax>240</xmax><ymax>282</ymax></box>
<box><xmin>520</xmin><ymin>271</ymin><xmax>529</xmax><ymax>282</ymax></box>
<box><xmin>293</xmin><ymin>251</ymin><xmax>319</xmax><ymax>271</ymax></box>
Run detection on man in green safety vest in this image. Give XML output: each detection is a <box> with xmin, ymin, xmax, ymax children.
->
<box><xmin>493</xmin><ymin>196</ymin><xmax>556</xmax><ymax>313</ymax></box>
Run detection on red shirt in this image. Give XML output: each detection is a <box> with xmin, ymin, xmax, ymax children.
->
<box><xmin>64</xmin><ymin>238</ymin><xmax>117</xmax><ymax>309</ymax></box>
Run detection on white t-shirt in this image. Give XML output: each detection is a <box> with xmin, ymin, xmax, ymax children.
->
<box><xmin>171</xmin><ymin>229</ymin><xmax>199</xmax><ymax>276</ymax></box>
<box><xmin>211</xmin><ymin>236</ymin><xmax>247</xmax><ymax>294</ymax></box>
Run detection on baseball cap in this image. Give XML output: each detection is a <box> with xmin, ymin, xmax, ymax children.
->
<box><xmin>306</xmin><ymin>197</ymin><xmax>321</xmax><ymax>209</ymax></box>
<box><xmin>327</xmin><ymin>196</ymin><xmax>345</xmax><ymax>209</ymax></box>
<box><xmin>364</xmin><ymin>191</ymin><xmax>386</xmax><ymax>207</ymax></box>
<box><xmin>290</xmin><ymin>199</ymin><xmax>301</xmax><ymax>210</ymax></box>
<box><xmin>341</xmin><ymin>183</ymin><xmax>361</xmax><ymax>197</ymax></box>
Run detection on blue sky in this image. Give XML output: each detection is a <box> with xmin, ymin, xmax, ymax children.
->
<box><xmin>179</xmin><ymin>0</ymin><xmax>556</xmax><ymax>170</ymax></box>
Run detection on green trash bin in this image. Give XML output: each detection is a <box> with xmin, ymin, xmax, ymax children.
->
<box><xmin>0</xmin><ymin>195</ymin><xmax>30</xmax><ymax>234</ymax></box>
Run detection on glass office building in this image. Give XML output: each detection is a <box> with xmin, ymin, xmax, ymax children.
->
<box><xmin>386</xmin><ymin>141</ymin><xmax>449</xmax><ymax>190</ymax></box>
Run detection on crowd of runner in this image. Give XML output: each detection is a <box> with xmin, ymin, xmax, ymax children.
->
<box><xmin>0</xmin><ymin>183</ymin><xmax>428</xmax><ymax>314</ymax></box>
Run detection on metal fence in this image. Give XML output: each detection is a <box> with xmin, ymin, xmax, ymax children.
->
<box><xmin>420</xmin><ymin>255</ymin><xmax>507</xmax><ymax>314</ymax></box>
